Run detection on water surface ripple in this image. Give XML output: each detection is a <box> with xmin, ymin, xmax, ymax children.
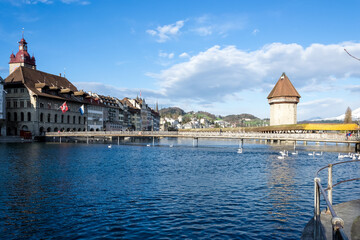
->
<box><xmin>0</xmin><ymin>140</ymin><xmax>359</xmax><ymax>239</ymax></box>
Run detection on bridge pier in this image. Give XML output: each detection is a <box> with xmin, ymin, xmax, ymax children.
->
<box><xmin>355</xmin><ymin>143</ymin><xmax>360</xmax><ymax>152</ymax></box>
<box><xmin>193</xmin><ymin>138</ymin><xmax>198</xmax><ymax>147</ymax></box>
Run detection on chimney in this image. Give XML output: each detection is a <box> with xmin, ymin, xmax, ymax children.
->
<box><xmin>59</xmin><ymin>73</ymin><xmax>61</xmax><ymax>77</ymax></box>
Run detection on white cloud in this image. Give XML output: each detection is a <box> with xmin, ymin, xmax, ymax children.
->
<box><xmin>179</xmin><ymin>52</ymin><xmax>190</xmax><ymax>58</ymax></box>
<box><xmin>149</xmin><ymin>42</ymin><xmax>360</xmax><ymax>99</ymax></box>
<box><xmin>191</xmin><ymin>14</ymin><xmax>246</xmax><ymax>37</ymax></box>
<box><xmin>146</xmin><ymin>20</ymin><xmax>184</xmax><ymax>43</ymax></box>
<box><xmin>145</xmin><ymin>42</ymin><xmax>360</xmax><ymax>119</ymax></box>
<box><xmin>7</xmin><ymin>0</ymin><xmax>89</xmax><ymax>5</ymax></box>
<box><xmin>159</xmin><ymin>51</ymin><xmax>174</xmax><ymax>59</ymax></box>
<box><xmin>193</xmin><ymin>27</ymin><xmax>212</xmax><ymax>36</ymax></box>
<box><xmin>73</xmin><ymin>82</ymin><xmax>163</xmax><ymax>100</ymax></box>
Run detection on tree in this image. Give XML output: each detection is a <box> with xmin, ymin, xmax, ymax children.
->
<box><xmin>344</xmin><ymin>107</ymin><xmax>352</xmax><ymax>123</ymax></box>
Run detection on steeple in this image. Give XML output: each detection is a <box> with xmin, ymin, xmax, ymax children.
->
<box><xmin>9</xmin><ymin>36</ymin><xmax>36</xmax><ymax>74</ymax></box>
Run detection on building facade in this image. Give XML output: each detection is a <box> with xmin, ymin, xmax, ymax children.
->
<box><xmin>3</xmin><ymin>37</ymin><xmax>160</xmax><ymax>137</ymax></box>
<box><xmin>0</xmin><ymin>76</ymin><xmax>6</xmax><ymax>136</ymax></box>
<box><xmin>267</xmin><ymin>73</ymin><xmax>301</xmax><ymax>126</ymax></box>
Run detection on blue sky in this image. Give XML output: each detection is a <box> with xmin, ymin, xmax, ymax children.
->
<box><xmin>1</xmin><ymin>0</ymin><xmax>360</xmax><ymax>120</ymax></box>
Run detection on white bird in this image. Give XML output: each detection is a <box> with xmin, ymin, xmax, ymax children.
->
<box><xmin>308</xmin><ymin>152</ymin><xmax>315</xmax><ymax>156</ymax></box>
<box><xmin>278</xmin><ymin>155</ymin><xmax>285</xmax><ymax>159</ymax></box>
<box><xmin>237</xmin><ymin>148</ymin><xmax>243</xmax><ymax>154</ymax></box>
<box><xmin>315</xmin><ymin>152</ymin><xmax>323</xmax><ymax>156</ymax></box>
<box><xmin>169</xmin><ymin>144</ymin><xmax>174</xmax><ymax>148</ymax></box>
<box><xmin>108</xmin><ymin>145</ymin><xmax>112</xmax><ymax>149</ymax></box>
<box><xmin>338</xmin><ymin>153</ymin><xmax>345</xmax><ymax>159</ymax></box>
<box><xmin>146</xmin><ymin>144</ymin><xmax>151</xmax><ymax>147</ymax></box>
<box><xmin>291</xmin><ymin>151</ymin><xmax>298</xmax><ymax>155</ymax></box>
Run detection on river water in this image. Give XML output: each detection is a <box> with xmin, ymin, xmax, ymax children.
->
<box><xmin>0</xmin><ymin>139</ymin><xmax>359</xmax><ymax>239</ymax></box>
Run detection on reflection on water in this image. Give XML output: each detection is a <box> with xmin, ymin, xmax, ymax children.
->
<box><xmin>0</xmin><ymin>140</ymin><xmax>359</xmax><ymax>239</ymax></box>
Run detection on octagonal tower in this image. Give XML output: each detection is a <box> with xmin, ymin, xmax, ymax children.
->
<box><xmin>267</xmin><ymin>73</ymin><xmax>301</xmax><ymax>126</ymax></box>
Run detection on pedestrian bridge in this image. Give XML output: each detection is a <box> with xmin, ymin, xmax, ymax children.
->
<box><xmin>45</xmin><ymin>130</ymin><xmax>360</xmax><ymax>149</ymax></box>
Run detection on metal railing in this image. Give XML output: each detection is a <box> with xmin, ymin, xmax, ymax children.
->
<box><xmin>314</xmin><ymin>159</ymin><xmax>360</xmax><ymax>240</ymax></box>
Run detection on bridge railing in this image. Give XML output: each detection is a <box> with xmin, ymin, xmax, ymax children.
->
<box><xmin>314</xmin><ymin>160</ymin><xmax>360</xmax><ymax>240</ymax></box>
<box><xmin>45</xmin><ymin>130</ymin><xmax>358</xmax><ymax>142</ymax></box>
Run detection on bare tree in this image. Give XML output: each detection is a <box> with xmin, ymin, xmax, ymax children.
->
<box><xmin>344</xmin><ymin>49</ymin><xmax>360</xmax><ymax>61</ymax></box>
<box><xmin>344</xmin><ymin>107</ymin><xmax>352</xmax><ymax>123</ymax></box>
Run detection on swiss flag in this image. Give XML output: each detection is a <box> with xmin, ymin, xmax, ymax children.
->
<box><xmin>60</xmin><ymin>101</ymin><xmax>68</xmax><ymax>113</ymax></box>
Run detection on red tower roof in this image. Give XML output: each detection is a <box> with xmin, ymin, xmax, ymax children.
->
<box><xmin>9</xmin><ymin>37</ymin><xmax>36</xmax><ymax>67</ymax></box>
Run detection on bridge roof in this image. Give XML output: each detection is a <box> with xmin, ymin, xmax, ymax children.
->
<box><xmin>267</xmin><ymin>72</ymin><xmax>301</xmax><ymax>99</ymax></box>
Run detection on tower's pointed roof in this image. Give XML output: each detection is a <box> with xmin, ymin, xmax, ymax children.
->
<box><xmin>267</xmin><ymin>73</ymin><xmax>300</xmax><ymax>99</ymax></box>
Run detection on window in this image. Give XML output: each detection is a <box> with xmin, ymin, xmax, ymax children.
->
<box><xmin>73</xmin><ymin>116</ymin><xmax>75</xmax><ymax>124</ymax></box>
<box><xmin>40</xmin><ymin>113</ymin><xmax>44</xmax><ymax>122</ymax></box>
<box><xmin>20</xmin><ymin>101</ymin><xmax>24</xmax><ymax>108</ymax></box>
<box><xmin>20</xmin><ymin>88</ymin><xmax>25</xmax><ymax>93</ymax></box>
<box><xmin>21</xmin><ymin>112</ymin><xmax>24</xmax><ymax>121</ymax></box>
<box><xmin>7</xmin><ymin>101</ymin><xmax>10</xmax><ymax>108</ymax></box>
<box><xmin>40</xmin><ymin>103</ymin><xmax>44</xmax><ymax>108</ymax></box>
<box><xmin>14</xmin><ymin>112</ymin><xmax>18</xmax><ymax>121</ymax></box>
<box><xmin>8</xmin><ymin>89</ymin><xmax>11</xmax><ymax>94</ymax></box>
<box><xmin>14</xmin><ymin>101</ymin><xmax>18</xmax><ymax>108</ymax></box>
<box><xmin>67</xmin><ymin>115</ymin><xmax>70</xmax><ymax>123</ymax></box>
<box><xmin>84</xmin><ymin>117</ymin><xmax>86</xmax><ymax>124</ymax></box>
<box><xmin>27</xmin><ymin>101</ymin><xmax>31</xmax><ymax>108</ymax></box>
<box><xmin>14</xmin><ymin>88</ymin><xmax>18</xmax><ymax>93</ymax></box>
<box><xmin>79</xmin><ymin>116</ymin><xmax>81</xmax><ymax>124</ymax></box>
<box><xmin>7</xmin><ymin>112</ymin><xmax>11</xmax><ymax>121</ymax></box>
<box><xmin>28</xmin><ymin>112</ymin><xmax>31</xmax><ymax>121</ymax></box>
<box><xmin>47</xmin><ymin>114</ymin><xmax>51</xmax><ymax>123</ymax></box>
<box><xmin>54</xmin><ymin>114</ymin><xmax>58</xmax><ymax>123</ymax></box>
<box><xmin>61</xmin><ymin>115</ymin><xmax>64</xmax><ymax>123</ymax></box>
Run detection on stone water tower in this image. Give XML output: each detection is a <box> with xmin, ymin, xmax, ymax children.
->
<box><xmin>267</xmin><ymin>73</ymin><xmax>300</xmax><ymax>126</ymax></box>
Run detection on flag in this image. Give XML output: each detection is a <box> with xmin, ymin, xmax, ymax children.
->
<box><xmin>79</xmin><ymin>104</ymin><xmax>85</xmax><ymax>115</ymax></box>
<box><xmin>60</xmin><ymin>101</ymin><xmax>68</xmax><ymax>113</ymax></box>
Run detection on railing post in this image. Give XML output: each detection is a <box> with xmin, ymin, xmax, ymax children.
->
<box><xmin>327</xmin><ymin>164</ymin><xmax>333</xmax><ymax>214</ymax></box>
<box><xmin>314</xmin><ymin>177</ymin><xmax>321</xmax><ymax>239</ymax></box>
<box><xmin>331</xmin><ymin>217</ymin><xmax>345</xmax><ymax>240</ymax></box>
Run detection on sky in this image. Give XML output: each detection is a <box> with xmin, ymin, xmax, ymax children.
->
<box><xmin>1</xmin><ymin>0</ymin><xmax>360</xmax><ymax>121</ymax></box>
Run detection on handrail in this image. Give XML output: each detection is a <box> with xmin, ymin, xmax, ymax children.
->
<box><xmin>314</xmin><ymin>159</ymin><xmax>359</xmax><ymax>240</ymax></box>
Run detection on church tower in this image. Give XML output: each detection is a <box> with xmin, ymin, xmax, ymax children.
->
<box><xmin>267</xmin><ymin>73</ymin><xmax>300</xmax><ymax>126</ymax></box>
<box><xmin>9</xmin><ymin>37</ymin><xmax>36</xmax><ymax>74</ymax></box>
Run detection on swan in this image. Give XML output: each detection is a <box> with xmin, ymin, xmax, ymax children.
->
<box><xmin>308</xmin><ymin>152</ymin><xmax>315</xmax><ymax>156</ymax></box>
<box><xmin>237</xmin><ymin>148</ymin><xmax>243</xmax><ymax>154</ymax></box>
<box><xmin>108</xmin><ymin>145</ymin><xmax>112</xmax><ymax>149</ymax></box>
<box><xmin>315</xmin><ymin>152</ymin><xmax>323</xmax><ymax>156</ymax></box>
<box><xmin>291</xmin><ymin>151</ymin><xmax>298</xmax><ymax>155</ymax></box>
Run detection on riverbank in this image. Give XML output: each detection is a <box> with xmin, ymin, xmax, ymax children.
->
<box><xmin>0</xmin><ymin>136</ymin><xmax>33</xmax><ymax>143</ymax></box>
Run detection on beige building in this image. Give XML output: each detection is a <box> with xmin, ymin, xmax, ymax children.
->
<box><xmin>267</xmin><ymin>73</ymin><xmax>301</xmax><ymax>126</ymax></box>
<box><xmin>0</xmin><ymin>76</ymin><xmax>5</xmax><ymax>136</ymax></box>
<box><xmin>4</xmin><ymin>37</ymin><xmax>87</xmax><ymax>136</ymax></box>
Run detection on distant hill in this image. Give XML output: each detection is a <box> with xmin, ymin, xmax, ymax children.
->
<box><xmin>223</xmin><ymin>114</ymin><xmax>258</xmax><ymax>123</ymax></box>
<box><xmin>159</xmin><ymin>107</ymin><xmax>185</xmax><ymax>117</ymax></box>
<box><xmin>159</xmin><ymin>107</ymin><xmax>262</xmax><ymax>126</ymax></box>
<box><xmin>185</xmin><ymin>111</ymin><xmax>217</xmax><ymax>121</ymax></box>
